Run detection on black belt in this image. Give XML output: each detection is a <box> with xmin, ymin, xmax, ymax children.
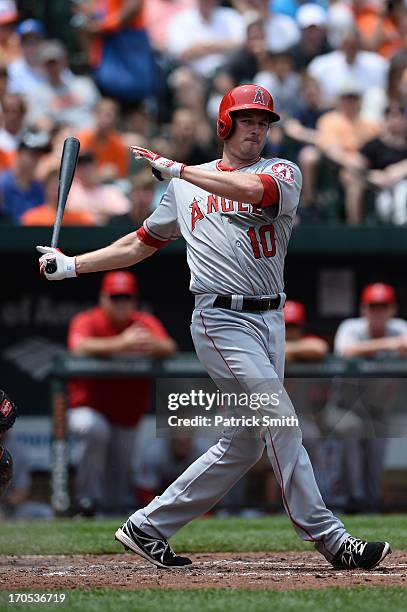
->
<box><xmin>213</xmin><ymin>295</ymin><xmax>281</xmax><ymax>312</ymax></box>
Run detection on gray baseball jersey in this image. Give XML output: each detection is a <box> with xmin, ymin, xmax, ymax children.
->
<box><xmin>143</xmin><ymin>157</ymin><xmax>301</xmax><ymax>295</ymax></box>
<box><xmin>131</xmin><ymin>155</ymin><xmax>350</xmax><ymax>562</ymax></box>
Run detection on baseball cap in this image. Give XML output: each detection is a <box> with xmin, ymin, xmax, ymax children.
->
<box><xmin>361</xmin><ymin>283</ymin><xmax>395</xmax><ymax>305</ymax></box>
<box><xmin>284</xmin><ymin>300</ymin><xmax>306</xmax><ymax>326</ymax></box>
<box><xmin>0</xmin><ymin>0</ymin><xmax>18</xmax><ymax>25</ymax></box>
<box><xmin>297</xmin><ymin>4</ymin><xmax>327</xmax><ymax>29</ymax></box>
<box><xmin>338</xmin><ymin>80</ymin><xmax>363</xmax><ymax>98</ymax></box>
<box><xmin>18</xmin><ymin>130</ymin><xmax>51</xmax><ymax>153</ymax></box>
<box><xmin>101</xmin><ymin>271</ymin><xmax>138</xmax><ymax>296</ymax></box>
<box><xmin>16</xmin><ymin>18</ymin><xmax>44</xmax><ymax>38</ymax></box>
<box><xmin>39</xmin><ymin>40</ymin><xmax>66</xmax><ymax>63</ymax></box>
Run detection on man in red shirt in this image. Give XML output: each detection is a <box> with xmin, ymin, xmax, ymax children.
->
<box><xmin>68</xmin><ymin>270</ymin><xmax>176</xmax><ymax>515</ymax></box>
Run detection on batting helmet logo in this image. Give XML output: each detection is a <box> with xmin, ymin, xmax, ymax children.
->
<box><xmin>253</xmin><ymin>87</ymin><xmax>266</xmax><ymax>105</ymax></box>
<box><xmin>217</xmin><ymin>84</ymin><xmax>280</xmax><ymax>139</ymax></box>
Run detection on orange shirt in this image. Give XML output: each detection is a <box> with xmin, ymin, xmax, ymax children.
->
<box><xmin>21</xmin><ymin>204</ymin><xmax>93</xmax><ymax>226</ymax></box>
<box><xmin>316</xmin><ymin>111</ymin><xmax>380</xmax><ymax>153</ymax></box>
<box><xmin>0</xmin><ymin>149</ymin><xmax>16</xmax><ymax>171</ymax></box>
<box><xmin>94</xmin><ymin>0</ymin><xmax>145</xmax><ymax>32</ymax></box>
<box><xmin>355</xmin><ymin>8</ymin><xmax>403</xmax><ymax>59</ymax></box>
<box><xmin>77</xmin><ymin>128</ymin><xmax>128</xmax><ymax>178</ymax></box>
<box><xmin>68</xmin><ymin>307</ymin><xmax>170</xmax><ymax>426</ymax></box>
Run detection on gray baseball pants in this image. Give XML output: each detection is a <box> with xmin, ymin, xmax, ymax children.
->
<box><xmin>131</xmin><ymin>299</ymin><xmax>349</xmax><ymax>561</ymax></box>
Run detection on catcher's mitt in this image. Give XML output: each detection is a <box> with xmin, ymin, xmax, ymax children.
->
<box><xmin>0</xmin><ymin>446</ymin><xmax>13</xmax><ymax>497</ymax></box>
<box><xmin>0</xmin><ymin>390</ymin><xmax>18</xmax><ymax>431</ymax></box>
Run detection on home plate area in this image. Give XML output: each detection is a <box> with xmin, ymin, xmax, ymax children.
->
<box><xmin>0</xmin><ymin>551</ymin><xmax>405</xmax><ymax>590</ymax></box>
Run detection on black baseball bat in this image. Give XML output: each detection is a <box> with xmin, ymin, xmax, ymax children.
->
<box><xmin>45</xmin><ymin>137</ymin><xmax>80</xmax><ymax>273</ymax></box>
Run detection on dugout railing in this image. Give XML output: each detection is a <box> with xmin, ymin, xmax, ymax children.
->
<box><xmin>49</xmin><ymin>354</ymin><xmax>407</xmax><ymax>513</ymax></box>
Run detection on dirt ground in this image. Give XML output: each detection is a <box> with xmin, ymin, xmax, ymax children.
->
<box><xmin>0</xmin><ymin>551</ymin><xmax>405</xmax><ymax>590</ymax></box>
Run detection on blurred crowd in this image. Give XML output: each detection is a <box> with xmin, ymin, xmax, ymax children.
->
<box><xmin>0</xmin><ymin>0</ymin><xmax>405</xmax><ymax>226</ymax></box>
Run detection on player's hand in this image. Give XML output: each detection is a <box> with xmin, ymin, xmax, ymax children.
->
<box><xmin>36</xmin><ymin>246</ymin><xmax>77</xmax><ymax>280</ymax></box>
<box><xmin>130</xmin><ymin>146</ymin><xmax>185</xmax><ymax>182</ymax></box>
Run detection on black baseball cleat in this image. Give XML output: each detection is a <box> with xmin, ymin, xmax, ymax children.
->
<box><xmin>115</xmin><ymin>519</ymin><xmax>192</xmax><ymax>569</ymax></box>
<box><xmin>331</xmin><ymin>536</ymin><xmax>391</xmax><ymax>570</ymax></box>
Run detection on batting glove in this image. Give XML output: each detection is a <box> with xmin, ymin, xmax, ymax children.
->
<box><xmin>36</xmin><ymin>246</ymin><xmax>77</xmax><ymax>280</ymax></box>
<box><xmin>130</xmin><ymin>146</ymin><xmax>185</xmax><ymax>181</ymax></box>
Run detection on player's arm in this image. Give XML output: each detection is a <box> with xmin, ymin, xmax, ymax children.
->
<box><xmin>181</xmin><ymin>166</ymin><xmax>267</xmax><ymax>204</ymax></box>
<box><xmin>130</xmin><ymin>146</ymin><xmax>277</xmax><ymax>206</ymax></box>
<box><xmin>285</xmin><ymin>337</ymin><xmax>329</xmax><ymax>362</ymax></box>
<box><xmin>37</xmin><ymin>231</ymin><xmax>157</xmax><ymax>281</ymax></box>
<box><xmin>76</xmin><ymin>231</ymin><xmax>156</xmax><ymax>274</ymax></box>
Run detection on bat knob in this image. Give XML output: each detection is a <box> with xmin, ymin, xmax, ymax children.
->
<box><xmin>45</xmin><ymin>261</ymin><xmax>57</xmax><ymax>274</ymax></box>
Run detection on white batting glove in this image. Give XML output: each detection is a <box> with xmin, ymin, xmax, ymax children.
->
<box><xmin>130</xmin><ymin>146</ymin><xmax>185</xmax><ymax>181</ymax></box>
<box><xmin>36</xmin><ymin>246</ymin><xmax>77</xmax><ymax>280</ymax></box>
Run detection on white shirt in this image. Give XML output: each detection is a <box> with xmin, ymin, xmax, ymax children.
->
<box><xmin>307</xmin><ymin>50</ymin><xmax>388</xmax><ymax>104</ymax></box>
<box><xmin>166</xmin><ymin>7</ymin><xmax>245</xmax><ymax>77</ymax></box>
<box><xmin>27</xmin><ymin>71</ymin><xmax>100</xmax><ymax>130</ymax></box>
<box><xmin>334</xmin><ymin>317</ymin><xmax>407</xmax><ymax>356</ymax></box>
<box><xmin>8</xmin><ymin>57</ymin><xmax>46</xmax><ymax>95</ymax></box>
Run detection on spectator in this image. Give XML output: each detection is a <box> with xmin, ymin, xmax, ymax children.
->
<box><xmin>335</xmin><ymin>283</ymin><xmax>407</xmax><ymax>358</ymax></box>
<box><xmin>362</xmin><ymin>52</ymin><xmax>407</xmax><ymax>122</ymax></box>
<box><xmin>21</xmin><ymin>167</ymin><xmax>93</xmax><ymax>226</ymax></box>
<box><xmin>254</xmin><ymin>51</ymin><xmax>301</xmax><ymax>119</ymax></box>
<box><xmin>326</xmin><ymin>1</ymin><xmax>356</xmax><ymax>48</ymax></box>
<box><xmin>353</xmin><ymin>0</ymin><xmax>405</xmax><ymax>59</ymax></box>
<box><xmin>8</xmin><ymin>19</ymin><xmax>46</xmax><ymax>95</ymax></box>
<box><xmin>68</xmin><ymin>152</ymin><xmax>131</xmax><ymax>225</ymax></box>
<box><xmin>0</xmin><ymin>429</ymin><xmax>53</xmax><ymax>520</ymax></box>
<box><xmin>298</xmin><ymin>81</ymin><xmax>380</xmax><ymax>221</ymax></box>
<box><xmin>284</xmin><ymin>300</ymin><xmax>329</xmax><ymax>362</ymax></box>
<box><xmin>77</xmin><ymin>98</ymin><xmax>129</xmax><ymax>181</ymax></box>
<box><xmin>27</xmin><ymin>40</ymin><xmax>100</xmax><ymax>132</ymax></box>
<box><xmin>144</xmin><ymin>0</ymin><xmax>196</xmax><ymax>53</ymax></box>
<box><xmin>0</xmin><ymin>131</ymin><xmax>47</xmax><ymax>224</ymax></box>
<box><xmin>74</xmin><ymin>0</ymin><xmax>156</xmax><ymax>104</ymax></box>
<box><xmin>331</xmin><ymin>282</ymin><xmax>407</xmax><ymax>512</ymax></box>
<box><xmin>246</xmin><ymin>0</ymin><xmax>300</xmax><ymax>53</ymax></box>
<box><xmin>167</xmin><ymin>0</ymin><xmax>245</xmax><ymax>78</ymax></box>
<box><xmin>307</xmin><ymin>28</ymin><xmax>388</xmax><ymax>106</ymax></box>
<box><xmin>68</xmin><ymin>270</ymin><xmax>177</xmax><ymax>514</ymax></box>
<box><xmin>0</xmin><ymin>0</ymin><xmax>20</xmax><ymax>66</ymax></box>
<box><xmin>108</xmin><ymin>168</ymin><xmax>156</xmax><ymax>227</ymax></box>
<box><xmin>345</xmin><ymin>101</ymin><xmax>407</xmax><ymax>225</ymax></box>
<box><xmin>169</xmin><ymin>107</ymin><xmax>214</xmax><ymax>165</ymax></box>
<box><xmin>290</xmin><ymin>3</ymin><xmax>332</xmax><ymax>71</ymax></box>
<box><xmin>220</xmin><ymin>18</ymin><xmax>268</xmax><ymax>86</ymax></box>
<box><xmin>283</xmin><ymin>76</ymin><xmax>327</xmax><ymax>144</ymax></box>
<box><xmin>0</xmin><ymin>92</ymin><xmax>26</xmax><ymax>153</ymax></box>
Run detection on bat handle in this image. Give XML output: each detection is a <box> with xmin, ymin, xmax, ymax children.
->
<box><xmin>45</xmin><ymin>260</ymin><xmax>57</xmax><ymax>274</ymax></box>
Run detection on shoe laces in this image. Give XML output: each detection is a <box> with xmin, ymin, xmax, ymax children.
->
<box><xmin>344</xmin><ymin>537</ymin><xmax>368</xmax><ymax>556</ymax></box>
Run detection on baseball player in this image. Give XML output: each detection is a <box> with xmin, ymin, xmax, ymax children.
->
<box><xmin>37</xmin><ymin>85</ymin><xmax>391</xmax><ymax>570</ymax></box>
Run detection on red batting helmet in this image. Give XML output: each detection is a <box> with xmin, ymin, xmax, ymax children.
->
<box><xmin>217</xmin><ymin>84</ymin><xmax>280</xmax><ymax>139</ymax></box>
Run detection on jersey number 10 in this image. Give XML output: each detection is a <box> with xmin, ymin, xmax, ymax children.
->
<box><xmin>247</xmin><ymin>225</ymin><xmax>276</xmax><ymax>259</ymax></box>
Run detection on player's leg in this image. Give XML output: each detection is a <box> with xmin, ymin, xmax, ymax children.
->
<box><xmin>68</xmin><ymin>406</ymin><xmax>111</xmax><ymax>510</ymax></box>
<box><xmin>130</xmin><ymin>426</ymin><xmax>265</xmax><ymax>537</ymax></box>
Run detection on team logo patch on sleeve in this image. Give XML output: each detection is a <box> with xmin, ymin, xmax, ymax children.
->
<box><xmin>270</xmin><ymin>162</ymin><xmax>295</xmax><ymax>183</ymax></box>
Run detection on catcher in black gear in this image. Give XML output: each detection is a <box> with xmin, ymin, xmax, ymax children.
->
<box><xmin>0</xmin><ymin>389</ymin><xmax>19</xmax><ymax>497</ymax></box>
